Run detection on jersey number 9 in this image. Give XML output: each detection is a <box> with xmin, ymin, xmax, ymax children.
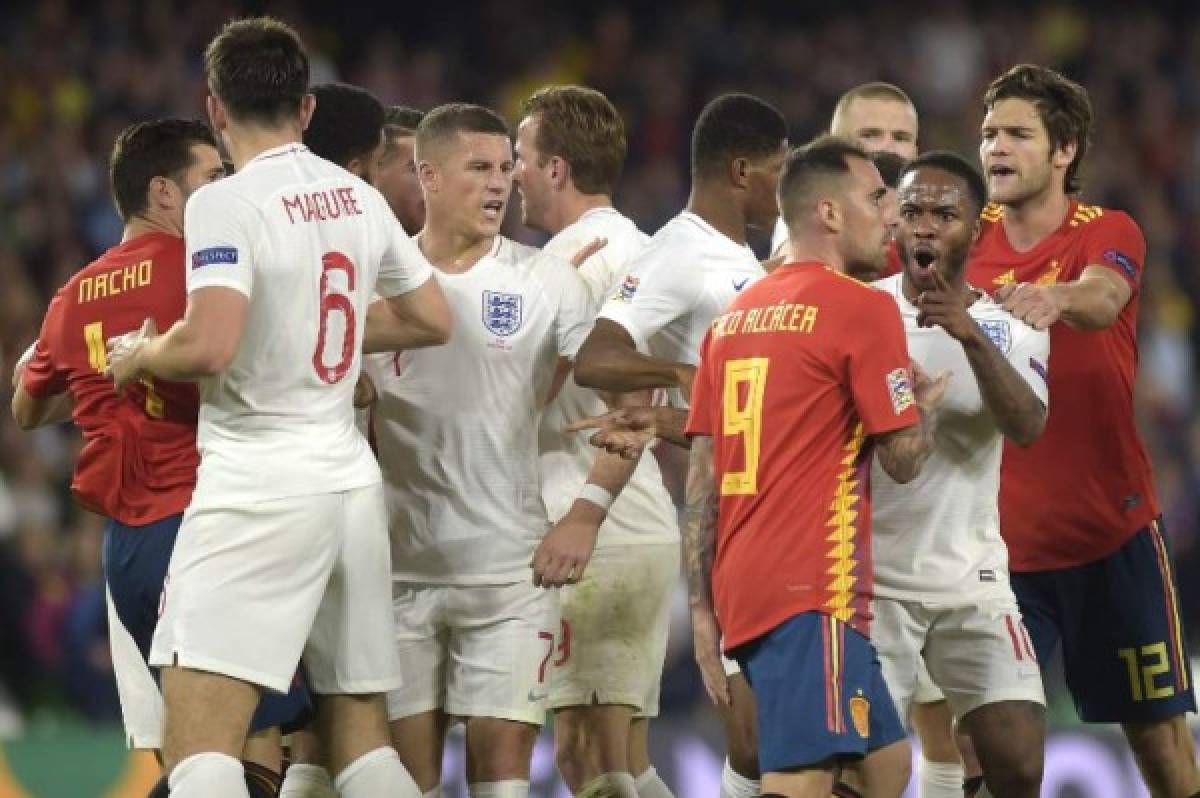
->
<box><xmin>721</xmin><ymin>357</ymin><xmax>769</xmax><ymax>496</ymax></box>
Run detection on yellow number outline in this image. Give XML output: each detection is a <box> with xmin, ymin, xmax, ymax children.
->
<box><xmin>84</xmin><ymin>320</ymin><xmax>163</xmax><ymax>419</ymax></box>
<box><xmin>1118</xmin><ymin>642</ymin><xmax>1176</xmax><ymax>702</ymax></box>
<box><xmin>720</xmin><ymin>357</ymin><xmax>769</xmax><ymax>496</ymax></box>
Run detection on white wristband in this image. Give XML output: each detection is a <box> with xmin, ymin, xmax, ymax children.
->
<box><xmin>578</xmin><ymin>483</ymin><xmax>614</xmax><ymax>512</ymax></box>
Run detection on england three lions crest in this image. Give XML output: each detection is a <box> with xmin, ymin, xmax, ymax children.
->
<box><xmin>483</xmin><ymin>291</ymin><xmax>523</xmax><ymax>336</ymax></box>
<box><xmin>979</xmin><ymin>320</ymin><xmax>1011</xmax><ymax>353</ymax></box>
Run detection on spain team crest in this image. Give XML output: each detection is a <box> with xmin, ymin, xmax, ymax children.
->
<box><xmin>849</xmin><ymin>693</ymin><xmax>871</xmax><ymax>738</ymax></box>
<box><xmin>979</xmin><ymin>320</ymin><xmax>1012</xmax><ymax>353</ymax></box>
<box><xmin>482</xmin><ymin>291</ymin><xmax>522</xmax><ymax>336</ymax></box>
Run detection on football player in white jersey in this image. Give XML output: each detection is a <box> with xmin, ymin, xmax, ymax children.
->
<box><xmin>771</xmin><ymin>82</ymin><xmax>918</xmax><ymax>260</ymax></box>
<box><xmin>870</xmin><ymin>152</ymin><xmax>1048</xmax><ymax>798</ymax></box>
<box><xmin>514</xmin><ymin>85</ymin><xmax>679</xmax><ymax>798</ymax></box>
<box><xmin>375</xmin><ymin>106</ymin><xmax>427</xmax><ymax>235</ymax></box>
<box><xmin>373</xmin><ymin>103</ymin><xmax>631</xmax><ymax>798</ymax></box>
<box><xmin>574</xmin><ymin>93</ymin><xmax>788</xmax><ymax>798</ymax></box>
<box><xmin>105</xmin><ymin>18</ymin><xmax>450</xmax><ymax>798</ymax></box>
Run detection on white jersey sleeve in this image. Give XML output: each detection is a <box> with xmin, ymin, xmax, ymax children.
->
<box><xmin>375</xmin><ymin>204</ymin><xmax>435</xmax><ymax>298</ymax></box>
<box><xmin>543</xmin><ymin>230</ymin><xmax>617</xmax><ymax>307</ymax></box>
<box><xmin>544</xmin><ymin>256</ymin><xmax>594</xmax><ymax>359</ymax></box>
<box><xmin>185</xmin><ymin>186</ymin><xmax>258</xmax><ymax>297</ymax></box>
<box><xmin>597</xmin><ymin>247</ymin><xmax>701</xmax><ymax>352</ymax></box>
<box><xmin>1007</xmin><ymin>321</ymin><xmax>1050</xmax><ymax>408</ymax></box>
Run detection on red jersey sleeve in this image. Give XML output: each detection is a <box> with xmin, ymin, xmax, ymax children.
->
<box><xmin>21</xmin><ymin>291</ymin><xmax>69</xmax><ymax>398</ymax></box>
<box><xmin>1082</xmin><ymin>212</ymin><xmax>1146</xmax><ymax>293</ymax></box>
<box><xmin>685</xmin><ymin>329</ymin><xmax>716</xmax><ymax>437</ymax></box>
<box><xmin>843</xmin><ymin>289</ymin><xmax>919</xmax><ymax>435</ymax></box>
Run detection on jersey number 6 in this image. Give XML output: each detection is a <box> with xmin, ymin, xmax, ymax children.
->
<box><xmin>313</xmin><ymin>252</ymin><xmax>357</xmax><ymax>384</ymax></box>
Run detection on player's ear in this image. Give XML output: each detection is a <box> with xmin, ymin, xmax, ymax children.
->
<box><xmin>147</xmin><ymin>175</ymin><xmax>178</xmax><ymax>215</ymax></box>
<box><xmin>417</xmin><ymin>160</ymin><xmax>438</xmax><ymax>194</ymax></box>
<box><xmin>817</xmin><ymin>197</ymin><xmax>841</xmax><ymax>233</ymax></box>
<box><xmin>298</xmin><ymin>93</ymin><xmax>317</xmax><ymax>132</ymax></box>
<box><xmin>550</xmin><ymin>156</ymin><xmax>569</xmax><ymax>191</ymax></box>
<box><xmin>206</xmin><ymin>95</ymin><xmax>226</xmax><ymax>133</ymax></box>
<box><xmin>1052</xmin><ymin>138</ymin><xmax>1076</xmax><ymax>170</ymax></box>
<box><xmin>730</xmin><ymin>156</ymin><xmax>751</xmax><ymax>190</ymax></box>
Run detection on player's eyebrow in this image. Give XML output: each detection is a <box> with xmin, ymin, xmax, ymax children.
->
<box><xmin>858</xmin><ymin>127</ymin><xmax>884</xmax><ymax>137</ymax></box>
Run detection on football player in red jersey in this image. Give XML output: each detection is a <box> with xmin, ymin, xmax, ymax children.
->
<box><xmin>11</xmin><ymin>118</ymin><xmax>311</xmax><ymax>798</ymax></box>
<box><xmin>968</xmin><ymin>64</ymin><xmax>1199</xmax><ymax>798</ymax></box>
<box><xmin>685</xmin><ymin>136</ymin><xmax>944</xmax><ymax>798</ymax></box>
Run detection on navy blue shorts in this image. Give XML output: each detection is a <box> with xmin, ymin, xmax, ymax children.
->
<box><xmin>1013</xmin><ymin>519</ymin><xmax>1195</xmax><ymax>723</ymax></box>
<box><xmin>732</xmin><ymin>611</ymin><xmax>905</xmax><ymax>774</ymax></box>
<box><xmin>103</xmin><ymin>515</ymin><xmax>313</xmax><ymax>733</ymax></box>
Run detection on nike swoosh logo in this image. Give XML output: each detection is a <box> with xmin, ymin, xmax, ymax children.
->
<box><xmin>527</xmin><ymin>689</ymin><xmax>548</xmax><ymax>702</ymax></box>
<box><xmin>732</xmin><ymin>278</ymin><xmax>749</xmax><ymax>291</ymax></box>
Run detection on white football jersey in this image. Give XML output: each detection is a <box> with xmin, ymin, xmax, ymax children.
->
<box><xmin>184</xmin><ymin>143</ymin><xmax>433</xmax><ymax>507</ymax></box>
<box><xmin>539</xmin><ymin>208</ymin><xmax>679</xmax><ymax>547</ymax></box>
<box><xmin>596</xmin><ymin>211</ymin><xmax>763</xmax><ymax>407</ymax></box>
<box><xmin>370</xmin><ymin>236</ymin><xmax>593</xmax><ymax>584</ymax></box>
<box><xmin>770</xmin><ymin>217</ymin><xmax>788</xmax><ymax>258</ymax></box>
<box><xmin>869</xmin><ymin>274</ymin><xmax>1050</xmax><ymax>602</ymax></box>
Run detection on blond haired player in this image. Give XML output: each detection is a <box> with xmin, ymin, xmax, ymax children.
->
<box><xmin>515</xmin><ymin>84</ymin><xmax>679</xmax><ymax>798</ymax></box>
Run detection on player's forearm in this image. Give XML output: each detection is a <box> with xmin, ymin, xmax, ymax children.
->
<box><xmin>875</xmin><ymin>409</ymin><xmax>936</xmax><ymax>484</ymax></box>
<box><xmin>575</xmin><ymin>346</ymin><xmax>682</xmax><ymax>392</ymax></box>
<box><xmin>683</xmin><ymin>436</ymin><xmax>719</xmax><ymax>612</ymax></box>
<box><xmin>363</xmin><ymin>284</ymin><xmax>452</xmax><ymax>354</ymax></box>
<box><xmin>11</xmin><ymin>385</ymin><xmax>73</xmax><ymax>430</ymax></box>
<box><xmin>1052</xmin><ymin>274</ymin><xmax>1127</xmax><ymax>330</ymax></box>
<box><xmin>961</xmin><ymin>330</ymin><xmax>1047</xmax><ymax>447</ymax></box>
<box><xmin>138</xmin><ymin>319</ymin><xmax>229</xmax><ymax>380</ymax></box>
<box><xmin>655</xmin><ymin>406</ymin><xmax>691</xmax><ymax>448</ymax></box>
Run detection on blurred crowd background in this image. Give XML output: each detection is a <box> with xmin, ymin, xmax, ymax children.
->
<box><xmin>0</xmin><ymin>0</ymin><xmax>1197</xmax><ymax>750</ymax></box>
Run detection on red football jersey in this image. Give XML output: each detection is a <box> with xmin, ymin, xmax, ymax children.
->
<box><xmin>881</xmin><ymin>240</ymin><xmax>903</xmax><ymax>278</ymax></box>
<box><xmin>22</xmin><ymin>233</ymin><xmax>199</xmax><ymax>525</ymax></box>
<box><xmin>967</xmin><ymin>201</ymin><xmax>1158</xmax><ymax>571</ymax></box>
<box><xmin>685</xmin><ymin>261</ymin><xmax>919</xmax><ymax>649</ymax></box>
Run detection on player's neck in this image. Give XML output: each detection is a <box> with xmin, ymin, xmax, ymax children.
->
<box><xmin>999</xmin><ymin>186</ymin><xmax>1071</xmax><ymax>252</ymax></box>
<box><xmin>417</xmin><ymin>224</ymin><xmax>496</xmax><ymax>274</ymax></box>
<box><xmin>547</xmin><ymin>192</ymin><xmax>612</xmax><ymax>236</ymax></box>
<box><xmin>222</xmin><ymin>122</ymin><xmax>304</xmax><ymax>171</ymax></box>
<box><xmin>786</xmin><ymin>235</ymin><xmax>842</xmax><ymax>274</ymax></box>
<box><xmin>686</xmin><ymin>186</ymin><xmax>747</xmax><ymax>246</ymax></box>
<box><xmin>122</xmin><ymin>214</ymin><xmax>180</xmax><ymax>242</ymax></box>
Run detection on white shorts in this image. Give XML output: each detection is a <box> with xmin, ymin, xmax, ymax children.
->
<box><xmin>913</xmin><ymin>658</ymin><xmax>945</xmax><ymax>706</ymax></box>
<box><xmin>149</xmin><ymin>484</ymin><xmax>401</xmax><ymax>695</ymax></box>
<box><xmin>387</xmin><ymin>581</ymin><xmax>560</xmax><ymax>726</ymax></box>
<box><xmin>107</xmin><ymin>588</ymin><xmax>163</xmax><ymax>749</ymax></box>
<box><xmin>551</xmin><ymin>542</ymin><xmax>678</xmax><ymax>717</ymax></box>
<box><xmin>871</xmin><ymin>595</ymin><xmax>1045</xmax><ymax>722</ymax></box>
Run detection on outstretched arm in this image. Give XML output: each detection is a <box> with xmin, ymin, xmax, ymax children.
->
<box><xmin>573</xmin><ymin>319</ymin><xmax>694</xmax><ymax>394</ymax></box>
<box><xmin>995</xmin><ymin>266</ymin><xmax>1131</xmax><ymax>331</ymax></box>
<box><xmin>107</xmin><ymin>287</ymin><xmax>249</xmax><ymax>390</ymax></box>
